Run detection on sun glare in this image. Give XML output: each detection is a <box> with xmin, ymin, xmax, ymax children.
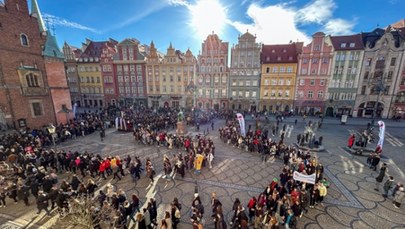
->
<box><xmin>189</xmin><ymin>0</ymin><xmax>227</xmax><ymax>40</ymax></box>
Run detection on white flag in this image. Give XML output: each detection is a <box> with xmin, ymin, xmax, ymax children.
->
<box><xmin>236</xmin><ymin>113</ymin><xmax>246</xmax><ymax>137</ymax></box>
<box><xmin>377</xmin><ymin>120</ymin><xmax>385</xmax><ymax>149</ymax></box>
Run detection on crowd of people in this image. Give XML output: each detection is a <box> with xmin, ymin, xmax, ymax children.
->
<box><xmin>0</xmin><ymin>107</ymin><xmax>404</xmax><ymax>229</ymax></box>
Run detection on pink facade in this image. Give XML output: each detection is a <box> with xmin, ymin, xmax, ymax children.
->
<box><xmin>295</xmin><ymin>32</ymin><xmax>333</xmax><ymax>115</ymax></box>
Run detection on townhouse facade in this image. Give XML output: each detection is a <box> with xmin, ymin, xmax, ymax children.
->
<box><xmin>295</xmin><ymin>32</ymin><xmax>333</xmax><ymax>115</ymax></box>
<box><xmin>260</xmin><ymin>43</ymin><xmax>301</xmax><ymax>113</ymax></box>
<box><xmin>197</xmin><ymin>33</ymin><xmax>229</xmax><ymax>110</ymax></box>
<box><xmin>77</xmin><ymin>39</ymin><xmax>117</xmax><ymax>108</ymax></box>
<box><xmin>229</xmin><ymin>31</ymin><xmax>261</xmax><ymax>112</ymax></box>
<box><xmin>146</xmin><ymin>42</ymin><xmax>197</xmax><ymax>108</ymax></box>
<box><xmin>325</xmin><ymin>34</ymin><xmax>364</xmax><ymax>117</ymax></box>
<box><xmin>354</xmin><ymin>27</ymin><xmax>405</xmax><ymax>118</ymax></box>
<box><xmin>63</xmin><ymin>43</ymin><xmax>82</xmax><ymax>107</ymax></box>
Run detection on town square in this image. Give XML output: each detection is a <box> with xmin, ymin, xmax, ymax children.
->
<box><xmin>1</xmin><ymin>0</ymin><xmax>405</xmax><ymax>228</ymax></box>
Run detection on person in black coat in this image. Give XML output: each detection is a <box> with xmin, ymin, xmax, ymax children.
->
<box><xmin>17</xmin><ymin>185</ymin><xmax>30</xmax><ymax>206</ymax></box>
<box><xmin>70</xmin><ymin>175</ymin><xmax>81</xmax><ymax>191</ymax></box>
<box><xmin>42</xmin><ymin>176</ymin><xmax>53</xmax><ymax>193</ymax></box>
<box><xmin>7</xmin><ymin>183</ymin><xmax>18</xmax><ymax>203</ymax></box>
<box><xmin>48</xmin><ymin>187</ymin><xmax>59</xmax><ymax>209</ymax></box>
<box><xmin>36</xmin><ymin>191</ymin><xmax>51</xmax><ymax>216</ymax></box>
<box><xmin>30</xmin><ymin>179</ymin><xmax>40</xmax><ymax>198</ymax></box>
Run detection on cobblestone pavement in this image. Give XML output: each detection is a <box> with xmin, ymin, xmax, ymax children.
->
<box><xmin>1</xmin><ymin>118</ymin><xmax>405</xmax><ymax>229</ymax></box>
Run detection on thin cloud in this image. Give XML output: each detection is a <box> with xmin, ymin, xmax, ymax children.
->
<box><xmin>43</xmin><ymin>13</ymin><xmax>98</xmax><ymax>33</ymax></box>
<box><xmin>230</xmin><ymin>0</ymin><xmax>356</xmax><ymax>44</ymax></box>
<box><xmin>167</xmin><ymin>0</ymin><xmax>189</xmax><ymax>6</ymax></box>
<box><xmin>229</xmin><ymin>3</ymin><xmax>310</xmax><ymax>44</ymax></box>
<box><xmin>324</xmin><ymin>18</ymin><xmax>355</xmax><ymax>35</ymax></box>
<box><xmin>295</xmin><ymin>0</ymin><xmax>336</xmax><ymax>24</ymax></box>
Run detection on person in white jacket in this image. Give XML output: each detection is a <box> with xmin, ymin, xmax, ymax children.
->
<box><xmin>207</xmin><ymin>151</ymin><xmax>214</xmax><ymax>169</ymax></box>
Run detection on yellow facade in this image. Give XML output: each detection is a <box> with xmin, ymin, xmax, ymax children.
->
<box><xmin>260</xmin><ymin>63</ymin><xmax>297</xmax><ymax>112</ymax></box>
<box><xmin>77</xmin><ymin>63</ymin><xmax>104</xmax><ymax>106</ymax></box>
<box><xmin>146</xmin><ymin>43</ymin><xmax>196</xmax><ymax>108</ymax></box>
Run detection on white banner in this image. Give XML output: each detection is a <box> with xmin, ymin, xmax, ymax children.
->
<box><xmin>73</xmin><ymin>103</ymin><xmax>77</xmax><ymax>118</ymax></box>
<box><xmin>377</xmin><ymin>120</ymin><xmax>385</xmax><ymax>149</ymax></box>
<box><xmin>236</xmin><ymin>113</ymin><xmax>246</xmax><ymax>137</ymax></box>
<box><xmin>293</xmin><ymin>171</ymin><xmax>316</xmax><ymax>184</ymax></box>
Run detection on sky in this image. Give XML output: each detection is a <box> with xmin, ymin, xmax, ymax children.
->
<box><xmin>32</xmin><ymin>0</ymin><xmax>404</xmax><ymax>56</ymax></box>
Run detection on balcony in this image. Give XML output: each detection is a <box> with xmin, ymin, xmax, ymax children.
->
<box><xmin>21</xmin><ymin>87</ymin><xmax>49</xmax><ymax>96</ymax></box>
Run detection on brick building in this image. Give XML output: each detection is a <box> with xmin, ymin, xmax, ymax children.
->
<box><xmin>0</xmin><ymin>0</ymin><xmax>56</xmax><ymax>129</ymax></box>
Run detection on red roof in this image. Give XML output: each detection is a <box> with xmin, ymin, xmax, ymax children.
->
<box><xmin>330</xmin><ymin>34</ymin><xmax>364</xmax><ymax>50</ymax></box>
<box><xmin>80</xmin><ymin>40</ymin><xmax>117</xmax><ymax>59</ymax></box>
<box><xmin>261</xmin><ymin>43</ymin><xmax>300</xmax><ymax>64</ymax></box>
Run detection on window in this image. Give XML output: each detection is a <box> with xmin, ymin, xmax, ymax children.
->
<box><xmin>318</xmin><ymin>91</ymin><xmax>324</xmax><ymax>98</ymax></box>
<box><xmin>313</xmin><ymin>45</ymin><xmax>320</xmax><ymax>51</ymax></box>
<box><xmin>340</xmin><ymin>43</ymin><xmax>346</xmax><ymax>48</ymax></box>
<box><xmin>278</xmin><ymin>90</ymin><xmax>282</xmax><ymax>97</ymax></box>
<box><xmin>266</xmin><ymin>67</ymin><xmax>270</xmax><ymax>73</ymax></box>
<box><xmin>299</xmin><ymin>79</ymin><xmax>305</xmax><ymax>86</ymax></box>
<box><xmin>310</xmin><ymin>79</ymin><xmax>315</xmax><ymax>86</ymax></box>
<box><xmin>246</xmin><ymin>80</ymin><xmax>251</xmax><ymax>86</ymax></box>
<box><xmin>301</xmin><ymin>68</ymin><xmax>307</xmax><ymax>74</ymax></box>
<box><xmin>287</xmin><ymin>67</ymin><xmax>293</xmax><ymax>73</ymax></box>
<box><xmin>390</xmin><ymin>58</ymin><xmax>396</xmax><ymax>66</ymax></box>
<box><xmin>312</xmin><ymin>58</ymin><xmax>319</xmax><ymax>64</ymax></box>
<box><xmin>252</xmin><ymin>80</ymin><xmax>258</xmax><ymax>86</ymax></box>
<box><xmin>387</xmin><ymin>71</ymin><xmax>393</xmax><ymax>79</ymax></box>
<box><xmin>25</xmin><ymin>73</ymin><xmax>39</xmax><ymax>87</ymax></box>
<box><xmin>320</xmin><ymin>79</ymin><xmax>325</xmax><ymax>86</ymax></box>
<box><xmin>322</xmin><ymin>58</ymin><xmax>328</xmax><ymax>64</ymax></box>
<box><xmin>303</xmin><ymin>58</ymin><xmax>308</xmax><ymax>64</ymax></box>
<box><xmin>272</xmin><ymin>67</ymin><xmax>278</xmax><ymax>73</ymax></box>
<box><xmin>232</xmin><ymin>91</ymin><xmax>236</xmax><ymax>96</ymax></box>
<box><xmin>285</xmin><ymin>90</ymin><xmax>290</xmax><ymax>97</ymax></box>
<box><xmin>252</xmin><ymin>91</ymin><xmax>257</xmax><ymax>98</ymax></box>
<box><xmin>20</xmin><ymin>34</ymin><xmax>29</xmax><ymax>46</ymax></box>
<box><xmin>366</xmin><ymin>58</ymin><xmax>372</xmax><ymax>66</ymax></box>
<box><xmin>264</xmin><ymin>79</ymin><xmax>270</xmax><ymax>85</ymax></box>
<box><xmin>280</xmin><ymin>67</ymin><xmax>285</xmax><ymax>73</ymax></box>
<box><xmin>245</xmin><ymin>91</ymin><xmax>250</xmax><ymax>98</ymax></box>
<box><xmin>308</xmin><ymin>90</ymin><xmax>313</xmax><ymax>98</ymax></box>
<box><xmin>31</xmin><ymin>102</ymin><xmax>43</xmax><ymax>116</ymax></box>
<box><xmin>363</xmin><ymin>71</ymin><xmax>369</xmax><ymax>80</ymax></box>
<box><xmin>349</xmin><ymin>43</ymin><xmax>355</xmax><ymax>48</ymax></box>
<box><xmin>232</xmin><ymin>80</ymin><xmax>237</xmax><ymax>86</ymax></box>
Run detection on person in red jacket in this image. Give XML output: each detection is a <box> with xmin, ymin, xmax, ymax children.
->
<box><xmin>99</xmin><ymin>161</ymin><xmax>106</xmax><ymax>179</ymax></box>
<box><xmin>347</xmin><ymin>134</ymin><xmax>355</xmax><ymax>148</ymax></box>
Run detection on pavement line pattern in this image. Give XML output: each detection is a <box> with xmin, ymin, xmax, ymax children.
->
<box><xmin>385</xmin><ymin>132</ymin><xmax>403</xmax><ymax>147</ymax></box>
<box><xmin>181</xmin><ymin>177</ymin><xmax>263</xmax><ymax>193</ymax></box>
<box><xmin>323</xmin><ymin>167</ymin><xmax>364</xmax><ymax>209</ymax></box>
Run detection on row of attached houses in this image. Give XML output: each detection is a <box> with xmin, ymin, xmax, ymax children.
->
<box><xmin>62</xmin><ymin>22</ymin><xmax>405</xmax><ymax>119</ymax></box>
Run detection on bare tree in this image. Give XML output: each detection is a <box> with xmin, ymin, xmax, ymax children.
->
<box><xmin>55</xmin><ymin>196</ymin><xmax>112</xmax><ymax>229</ymax></box>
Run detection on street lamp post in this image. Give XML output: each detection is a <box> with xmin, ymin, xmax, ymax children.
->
<box><xmin>371</xmin><ymin>77</ymin><xmax>386</xmax><ymax>126</ymax></box>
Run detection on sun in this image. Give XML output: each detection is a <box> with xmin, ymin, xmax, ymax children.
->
<box><xmin>189</xmin><ymin>0</ymin><xmax>228</xmax><ymax>40</ymax></box>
